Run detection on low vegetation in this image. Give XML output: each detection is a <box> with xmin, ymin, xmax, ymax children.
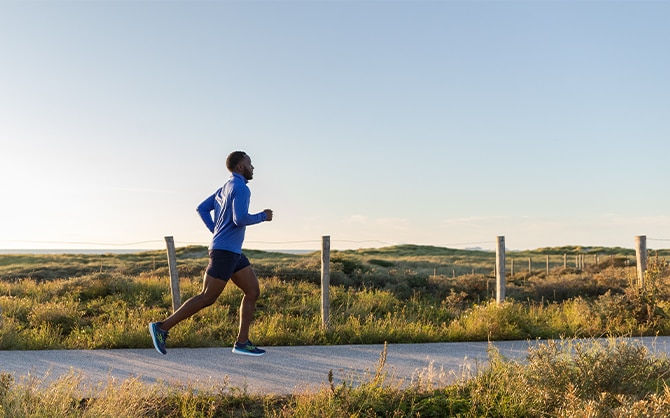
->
<box><xmin>1</xmin><ymin>338</ymin><xmax>669</xmax><ymax>417</ymax></box>
<box><xmin>1</xmin><ymin>245</ymin><xmax>669</xmax><ymax>350</ymax></box>
<box><xmin>1</xmin><ymin>244</ymin><xmax>670</xmax><ymax>416</ymax></box>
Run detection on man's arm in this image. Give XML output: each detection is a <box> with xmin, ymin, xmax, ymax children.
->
<box><xmin>231</xmin><ymin>187</ymin><xmax>267</xmax><ymax>226</ymax></box>
<box><xmin>196</xmin><ymin>193</ymin><xmax>217</xmax><ymax>233</ymax></box>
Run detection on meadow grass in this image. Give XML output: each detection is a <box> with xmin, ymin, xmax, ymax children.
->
<box><xmin>2</xmin><ymin>245</ymin><xmax>670</xmax><ymax>416</ymax></box>
<box><xmin>1</xmin><ymin>245</ymin><xmax>670</xmax><ymax>349</ymax></box>
<box><xmin>1</xmin><ymin>338</ymin><xmax>669</xmax><ymax>417</ymax></box>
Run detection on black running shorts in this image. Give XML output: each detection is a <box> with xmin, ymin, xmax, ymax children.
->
<box><xmin>206</xmin><ymin>250</ymin><xmax>251</xmax><ymax>281</ymax></box>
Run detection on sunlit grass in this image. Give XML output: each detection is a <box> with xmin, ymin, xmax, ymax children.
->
<box><xmin>3</xmin><ymin>271</ymin><xmax>670</xmax><ymax>350</ymax></box>
<box><xmin>1</xmin><ymin>338</ymin><xmax>669</xmax><ymax>417</ymax></box>
<box><xmin>1</xmin><ymin>245</ymin><xmax>670</xmax><ymax>351</ymax></box>
<box><xmin>2</xmin><ymin>245</ymin><xmax>670</xmax><ymax>415</ymax></box>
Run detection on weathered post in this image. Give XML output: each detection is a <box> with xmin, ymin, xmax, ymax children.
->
<box><xmin>164</xmin><ymin>236</ymin><xmax>181</xmax><ymax>312</ymax></box>
<box><xmin>546</xmin><ymin>255</ymin><xmax>550</xmax><ymax>275</ymax></box>
<box><xmin>635</xmin><ymin>235</ymin><xmax>647</xmax><ymax>288</ymax></box>
<box><xmin>321</xmin><ymin>235</ymin><xmax>331</xmax><ymax>329</ymax></box>
<box><xmin>496</xmin><ymin>236</ymin><xmax>506</xmax><ymax>304</ymax></box>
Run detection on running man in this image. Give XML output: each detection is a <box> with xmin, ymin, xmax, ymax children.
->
<box><xmin>149</xmin><ymin>151</ymin><xmax>273</xmax><ymax>356</ymax></box>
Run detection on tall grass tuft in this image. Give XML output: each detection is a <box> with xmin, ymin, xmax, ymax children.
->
<box><xmin>462</xmin><ymin>338</ymin><xmax>670</xmax><ymax>417</ymax></box>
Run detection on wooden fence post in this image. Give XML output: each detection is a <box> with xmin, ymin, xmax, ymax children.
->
<box><xmin>546</xmin><ymin>255</ymin><xmax>549</xmax><ymax>275</ymax></box>
<box><xmin>164</xmin><ymin>236</ymin><xmax>181</xmax><ymax>312</ymax></box>
<box><xmin>635</xmin><ymin>235</ymin><xmax>647</xmax><ymax>288</ymax></box>
<box><xmin>496</xmin><ymin>236</ymin><xmax>506</xmax><ymax>304</ymax></box>
<box><xmin>321</xmin><ymin>235</ymin><xmax>330</xmax><ymax>329</ymax></box>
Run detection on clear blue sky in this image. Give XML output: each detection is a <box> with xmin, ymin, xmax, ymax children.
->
<box><xmin>1</xmin><ymin>0</ymin><xmax>669</xmax><ymax>252</ymax></box>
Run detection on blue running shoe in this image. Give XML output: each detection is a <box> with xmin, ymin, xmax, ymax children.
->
<box><xmin>232</xmin><ymin>340</ymin><xmax>266</xmax><ymax>356</ymax></box>
<box><xmin>149</xmin><ymin>322</ymin><xmax>168</xmax><ymax>355</ymax></box>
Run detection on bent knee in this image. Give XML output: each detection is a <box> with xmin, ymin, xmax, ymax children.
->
<box><xmin>199</xmin><ymin>293</ymin><xmax>220</xmax><ymax>307</ymax></box>
<box><xmin>246</xmin><ymin>286</ymin><xmax>261</xmax><ymax>301</ymax></box>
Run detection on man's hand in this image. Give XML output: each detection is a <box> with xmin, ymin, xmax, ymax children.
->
<box><xmin>264</xmin><ymin>209</ymin><xmax>273</xmax><ymax>221</ymax></box>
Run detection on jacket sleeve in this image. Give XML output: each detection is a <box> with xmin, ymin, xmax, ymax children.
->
<box><xmin>232</xmin><ymin>187</ymin><xmax>267</xmax><ymax>226</ymax></box>
<box><xmin>196</xmin><ymin>193</ymin><xmax>217</xmax><ymax>233</ymax></box>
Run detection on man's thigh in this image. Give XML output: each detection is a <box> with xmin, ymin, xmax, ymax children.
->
<box><xmin>230</xmin><ymin>265</ymin><xmax>260</xmax><ymax>295</ymax></box>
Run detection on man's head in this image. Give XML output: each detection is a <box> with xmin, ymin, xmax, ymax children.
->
<box><xmin>226</xmin><ymin>151</ymin><xmax>254</xmax><ymax>181</ymax></box>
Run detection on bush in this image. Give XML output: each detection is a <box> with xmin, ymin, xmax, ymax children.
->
<box><xmin>464</xmin><ymin>338</ymin><xmax>670</xmax><ymax>417</ymax></box>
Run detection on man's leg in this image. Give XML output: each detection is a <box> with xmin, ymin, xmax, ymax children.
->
<box><xmin>160</xmin><ymin>273</ymin><xmax>227</xmax><ymax>331</ymax></box>
<box><xmin>230</xmin><ymin>265</ymin><xmax>260</xmax><ymax>344</ymax></box>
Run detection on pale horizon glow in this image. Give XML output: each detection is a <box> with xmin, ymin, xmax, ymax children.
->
<box><xmin>1</xmin><ymin>1</ymin><xmax>669</xmax><ymax>253</ymax></box>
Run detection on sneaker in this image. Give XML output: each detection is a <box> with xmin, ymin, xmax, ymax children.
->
<box><xmin>149</xmin><ymin>322</ymin><xmax>168</xmax><ymax>355</ymax></box>
<box><xmin>232</xmin><ymin>340</ymin><xmax>266</xmax><ymax>357</ymax></box>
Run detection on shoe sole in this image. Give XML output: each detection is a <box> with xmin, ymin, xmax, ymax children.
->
<box><xmin>232</xmin><ymin>347</ymin><xmax>266</xmax><ymax>357</ymax></box>
<box><xmin>149</xmin><ymin>323</ymin><xmax>167</xmax><ymax>355</ymax></box>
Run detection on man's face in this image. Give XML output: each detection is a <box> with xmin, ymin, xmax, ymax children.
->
<box><xmin>239</xmin><ymin>155</ymin><xmax>254</xmax><ymax>181</ymax></box>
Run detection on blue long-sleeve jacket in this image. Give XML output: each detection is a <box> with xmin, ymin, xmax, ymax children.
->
<box><xmin>196</xmin><ymin>172</ymin><xmax>267</xmax><ymax>253</ymax></box>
